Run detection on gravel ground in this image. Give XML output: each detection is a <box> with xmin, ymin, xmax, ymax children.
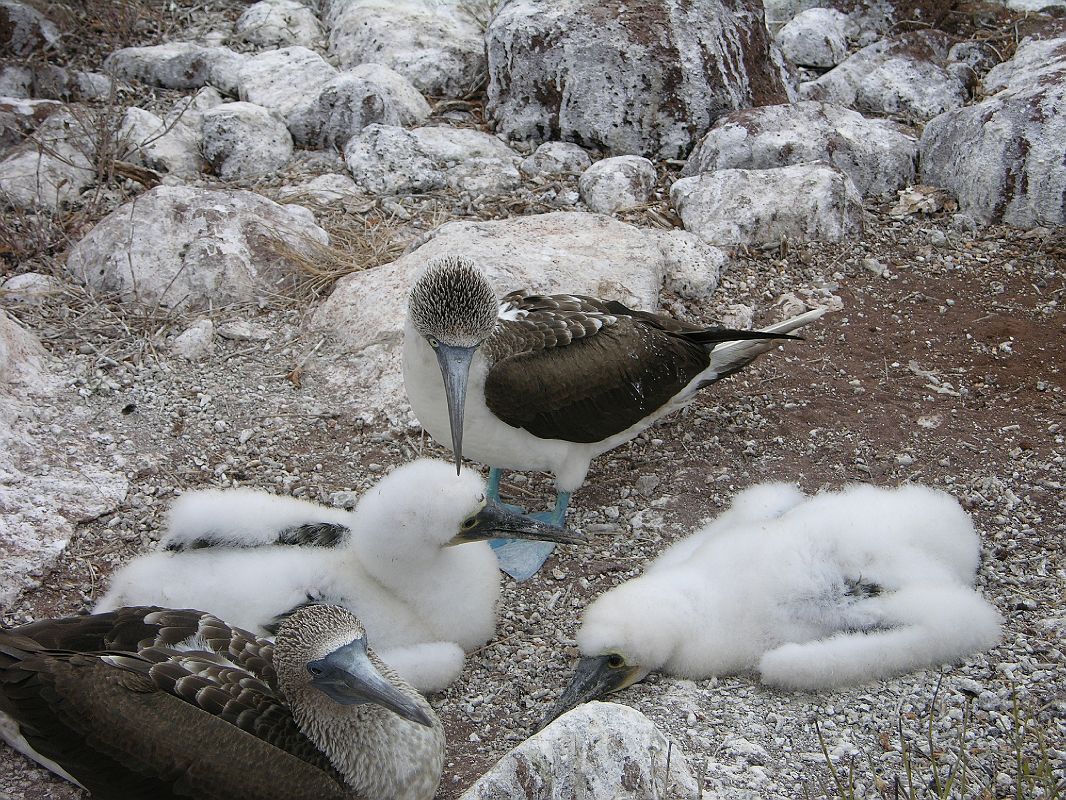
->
<box><xmin>2</xmin><ymin>2</ymin><xmax>1064</xmax><ymax>798</ymax></box>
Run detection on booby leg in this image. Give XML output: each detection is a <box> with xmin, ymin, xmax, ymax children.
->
<box><xmin>486</xmin><ymin>470</ymin><xmax>571</xmax><ymax>582</ymax></box>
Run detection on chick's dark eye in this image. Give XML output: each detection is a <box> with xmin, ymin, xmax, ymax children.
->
<box><xmin>308</xmin><ymin>666</ymin><xmax>323</xmax><ymax>677</ymax></box>
<box><xmin>607</xmin><ymin>654</ymin><xmax>625</xmax><ymax>669</ymax></box>
<box><xmin>462</xmin><ymin>516</ymin><xmax>477</xmax><ymax>529</ymax></box>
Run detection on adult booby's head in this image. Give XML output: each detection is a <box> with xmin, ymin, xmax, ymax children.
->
<box><xmin>356</xmin><ymin>459</ymin><xmax>585</xmax><ymax>550</ymax></box>
<box><xmin>408</xmin><ymin>256</ymin><xmax>499</xmax><ymax>473</ymax></box>
<box><xmin>277</xmin><ymin>605</ymin><xmax>434</xmax><ymax>728</ymax></box>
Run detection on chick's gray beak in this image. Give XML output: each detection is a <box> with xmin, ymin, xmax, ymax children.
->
<box><xmin>433</xmin><ymin>343</ymin><xmax>476</xmax><ymax>475</ymax></box>
<box><xmin>308</xmin><ymin>639</ymin><xmax>434</xmax><ymax>727</ymax></box>
<box><xmin>537</xmin><ymin>654</ymin><xmax>645</xmax><ymax>731</ymax></box>
<box><xmin>449</xmin><ymin>500</ymin><xmax>587</xmax><ymax>546</ymax></box>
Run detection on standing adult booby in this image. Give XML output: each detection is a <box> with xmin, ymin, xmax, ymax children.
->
<box><xmin>404</xmin><ymin>255</ymin><xmax>822</xmax><ymax>575</ymax></box>
<box><xmin>0</xmin><ymin>604</ymin><xmax>445</xmax><ymax>800</ymax></box>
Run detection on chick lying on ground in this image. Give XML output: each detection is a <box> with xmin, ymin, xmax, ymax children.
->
<box><xmin>543</xmin><ymin>482</ymin><xmax>1002</xmax><ymax>723</ymax></box>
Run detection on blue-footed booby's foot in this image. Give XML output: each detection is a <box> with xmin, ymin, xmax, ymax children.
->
<box><xmin>489</xmin><ymin>489</ymin><xmax>572</xmax><ymax>581</ymax></box>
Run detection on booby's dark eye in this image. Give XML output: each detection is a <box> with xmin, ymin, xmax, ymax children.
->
<box><xmin>428</xmin><ymin>337</ymin><xmax>439</xmax><ymax>348</ymax></box>
<box><xmin>607</xmin><ymin>654</ymin><xmax>626</xmax><ymax>669</ymax></box>
<box><xmin>308</xmin><ymin>665</ymin><xmax>323</xmax><ymax>677</ymax></box>
<box><xmin>461</xmin><ymin>516</ymin><xmax>477</xmax><ymax>529</ymax></box>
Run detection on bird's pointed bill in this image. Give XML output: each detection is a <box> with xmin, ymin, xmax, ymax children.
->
<box><xmin>309</xmin><ymin>638</ymin><xmax>434</xmax><ymax>727</ymax></box>
<box><xmin>448</xmin><ymin>500</ymin><xmax>587</xmax><ymax>546</ymax></box>
<box><xmin>538</xmin><ymin>653</ymin><xmax>646</xmax><ymax>729</ymax></box>
<box><xmin>432</xmin><ymin>343</ymin><xmax>476</xmax><ymax>474</ymax></box>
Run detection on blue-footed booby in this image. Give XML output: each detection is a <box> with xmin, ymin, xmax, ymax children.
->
<box><xmin>541</xmin><ymin>482</ymin><xmax>1002</xmax><ymax>725</ymax></box>
<box><xmin>403</xmin><ymin>256</ymin><xmax>822</xmax><ymax>576</ymax></box>
<box><xmin>0</xmin><ymin>604</ymin><xmax>445</xmax><ymax>800</ymax></box>
<box><xmin>96</xmin><ymin>459</ymin><xmax>584</xmax><ymax>693</ymax></box>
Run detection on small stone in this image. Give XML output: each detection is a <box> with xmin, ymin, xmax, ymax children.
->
<box><xmin>171</xmin><ymin>320</ymin><xmax>214</xmax><ymax>361</ymax></box>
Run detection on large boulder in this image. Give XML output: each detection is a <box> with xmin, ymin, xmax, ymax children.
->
<box><xmin>288</xmin><ymin>64</ymin><xmax>431</xmax><ymax>150</ymax></box>
<box><xmin>104</xmin><ymin>42</ymin><xmax>246</xmax><ymax>96</ymax></box>
<box><xmin>801</xmin><ymin>31</ymin><xmax>967</xmax><ymax>122</ymax></box>
<box><xmin>682</xmin><ymin>101</ymin><xmax>918</xmax><ymax>199</ymax></box>
<box><xmin>0</xmin><ymin>107</ymin><xmax>95</xmax><ymax>209</ymax></box>
<box><xmin>324</xmin><ymin>0</ymin><xmax>485</xmax><ymax>98</ymax></box>
<box><xmin>343</xmin><ymin>124</ymin><xmax>522</xmax><ymax>195</ymax></box>
<box><xmin>460</xmin><ymin>703</ymin><xmax>698</xmax><ymax>799</ymax></box>
<box><xmin>235</xmin><ymin>0</ymin><xmax>324</xmax><ymax>48</ymax></box>
<box><xmin>671</xmin><ymin>162</ymin><xmax>864</xmax><ymax>246</ymax></box>
<box><xmin>65</xmin><ymin>185</ymin><xmax>329</xmax><ymax>308</ymax></box>
<box><xmin>775</xmin><ymin>8</ymin><xmax>849</xmax><ymax>68</ymax></box>
<box><xmin>919</xmin><ymin>36</ymin><xmax>1066</xmax><ymax>227</ymax></box>
<box><xmin>486</xmin><ymin>0</ymin><xmax>789</xmax><ymax>159</ymax></box>
<box><xmin>0</xmin><ymin>0</ymin><xmax>59</xmax><ymax>56</ymax></box>
<box><xmin>310</xmin><ymin>211</ymin><xmax>729</xmax><ymax>422</ymax></box>
<box><xmin>237</xmin><ymin>46</ymin><xmax>337</xmax><ymax>132</ymax></box>
<box><xmin>0</xmin><ymin>62</ymin><xmax>114</xmax><ymax>101</ymax></box>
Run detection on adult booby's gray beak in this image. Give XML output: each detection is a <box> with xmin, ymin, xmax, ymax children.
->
<box><xmin>433</xmin><ymin>343</ymin><xmax>476</xmax><ymax>475</ymax></box>
<box><xmin>308</xmin><ymin>638</ymin><xmax>434</xmax><ymax>727</ymax></box>
<box><xmin>448</xmin><ymin>500</ymin><xmax>588</xmax><ymax>546</ymax></box>
<box><xmin>537</xmin><ymin>653</ymin><xmax>647</xmax><ymax>730</ymax></box>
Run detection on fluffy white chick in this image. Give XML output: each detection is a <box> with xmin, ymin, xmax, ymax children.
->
<box><xmin>543</xmin><ymin>482</ymin><xmax>1001</xmax><ymax>723</ymax></box>
<box><xmin>97</xmin><ymin>459</ymin><xmax>584</xmax><ymax>692</ymax></box>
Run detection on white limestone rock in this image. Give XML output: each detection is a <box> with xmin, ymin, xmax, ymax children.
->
<box><xmin>0</xmin><ymin>0</ymin><xmax>59</xmax><ymax>56</ymax></box>
<box><xmin>486</xmin><ymin>0</ymin><xmax>788</xmax><ymax>159</ymax></box>
<box><xmin>0</xmin><ymin>107</ymin><xmax>94</xmax><ymax>209</ymax></box>
<box><xmin>682</xmin><ymin>101</ymin><xmax>918</xmax><ymax>199</ymax></box>
<box><xmin>0</xmin><ymin>310</ymin><xmax>128</xmax><ymax>607</ymax></box>
<box><xmin>997</xmin><ymin>0</ymin><xmax>1066</xmax><ymax>9</ymax></box>
<box><xmin>289</xmin><ymin>63</ymin><xmax>431</xmax><ymax>150</ymax></box>
<box><xmin>237</xmin><ymin>46</ymin><xmax>337</xmax><ymax>132</ymax></box>
<box><xmin>171</xmin><ymin>319</ymin><xmax>215</xmax><ymax>361</ymax></box>
<box><xmin>763</xmin><ymin>0</ymin><xmax>823</xmax><ymax>32</ymax></box>
<box><xmin>311</xmin><ymin>210</ymin><xmax>726</xmax><ymax>422</ymax></box>
<box><xmin>325</xmin><ymin>0</ymin><xmax>485</xmax><ymax>97</ymax></box>
<box><xmin>919</xmin><ymin>35</ymin><xmax>1066</xmax><ymax>227</ymax></box>
<box><xmin>65</xmin><ymin>185</ymin><xmax>329</xmax><ymax>309</ymax></box>
<box><xmin>343</xmin><ymin>124</ymin><xmax>521</xmax><ymax>195</ymax></box>
<box><xmin>519</xmin><ymin>141</ymin><xmax>592</xmax><ymax>177</ymax></box>
<box><xmin>118</xmin><ymin>106</ymin><xmax>204</xmax><ymax>177</ymax></box>
<box><xmin>276</xmin><ymin>172</ymin><xmax>363</xmax><ymax>204</ymax></box>
<box><xmin>235</xmin><ymin>0</ymin><xmax>323</xmax><ymax>48</ymax></box>
<box><xmin>578</xmin><ymin>155</ymin><xmax>657</xmax><ymax>214</ymax></box>
<box><xmin>671</xmin><ymin>163</ymin><xmax>864</xmax><ymax>246</ymax></box>
<box><xmin>165</xmin><ymin>87</ymin><xmax>225</xmax><ymax>131</ymax></box>
<box><xmin>0</xmin><ymin>272</ymin><xmax>60</xmax><ymax>304</ymax></box>
<box><xmin>0</xmin><ymin>65</ymin><xmax>31</xmax><ymax>98</ymax></box>
<box><xmin>775</xmin><ymin>8</ymin><xmax>849</xmax><ymax>68</ymax></box>
<box><xmin>104</xmin><ymin>42</ymin><xmax>246</xmax><ymax>96</ymax></box>
<box><xmin>6</xmin><ymin>64</ymin><xmax>115</xmax><ymax>102</ymax></box>
<box><xmin>801</xmin><ymin>32</ymin><xmax>967</xmax><ymax>123</ymax></box>
<box><xmin>459</xmin><ymin>703</ymin><xmax>698</xmax><ymax>800</ymax></box>
<box><xmin>201</xmin><ymin>101</ymin><xmax>293</xmax><ymax>181</ymax></box>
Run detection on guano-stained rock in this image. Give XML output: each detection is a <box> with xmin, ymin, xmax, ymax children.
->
<box><xmin>201</xmin><ymin>101</ymin><xmax>294</xmax><ymax>181</ymax></box>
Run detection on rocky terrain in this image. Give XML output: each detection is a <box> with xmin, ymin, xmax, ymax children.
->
<box><xmin>1</xmin><ymin>0</ymin><xmax>1064</xmax><ymax>798</ymax></box>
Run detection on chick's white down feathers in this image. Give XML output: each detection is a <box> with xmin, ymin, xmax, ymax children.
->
<box><xmin>578</xmin><ymin>482</ymin><xmax>1001</xmax><ymax>689</ymax></box>
<box><xmin>96</xmin><ymin>460</ymin><xmax>501</xmax><ymax>693</ymax></box>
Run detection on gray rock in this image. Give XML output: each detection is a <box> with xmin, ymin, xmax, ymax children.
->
<box><xmin>237</xmin><ymin>46</ymin><xmax>337</xmax><ymax>131</ymax></box>
<box><xmin>171</xmin><ymin>319</ymin><xmax>215</xmax><ymax>361</ymax></box>
<box><xmin>486</xmin><ymin>0</ymin><xmax>788</xmax><ymax>159</ymax></box>
<box><xmin>0</xmin><ymin>271</ymin><xmax>60</xmax><ymax>304</ymax></box>
<box><xmin>104</xmin><ymin>42</ymin><xmax>246</xmax><ymax>96</ymax></box>
<box><xmin>519</xmin><ymin>141</ymin><xmax>592</xmax><ymax>177</ymax></box>
<box><xmin>325</xmin><ymin>0</ymin><xmax>485</xmax><ymax>97</ymax></box>
<box><xmin>0</xmin><ymin>107</ymin><xmax>95</xmax><ymax>209</ymax></box>
<box><xmin>118</xmin><ymin>106</ymin><xmax>204</xmax><ymax>177</ymax></box>
<box><xmin>0</xmin><ymin>64</ymin><xmax>31</xmax><ymax>97</ymax></box>
<box><xmin>0</xmin><ymin>0</ymin><xmax>59</xmax><ymax>56</ymax></box>
<box><xmin>0</xmin><ymin>62</ymin><xmax>114</xmax><ymax>101</ymax></box>
<box><xmin>459</xmin><ymin>702</ymin><xmax>698</xmax><ymax>800</ymax></box>
<box><xmin>275</xmin><ymin>172</ymin><xmax>363</xmax><ymax>204</ymax></box>
<box><xmin>801</xmin><ymin>31</ymin><xmax>967</xmax><ymax>122</ymax></box>
<box><xmin>578</xmin><ymin>155</ymin><xmax>657</xmax><ymax>214</ymax></box>
<box><xmin>671</xmin><ymin>163</ymin><xmax>864</xmax><ymax>246</ymax></box>
<box><xmin>201</xmin><ymin>101</ymin><xmax>293</xmax><ymax>181</ymax></box>
<box><xmin>65</xmin><ymin>185</ymin><xmax>329</xmax><ymax>308</ymax></box>
<box><xmin>763</xmin><ymin>0</ymin><xmax>823</xmax><ymax>32</ymax></box>
<box><xmin>343</xmin><ymin>123</ymin><xmax>521</xmax><ymax>195</ymax></box>
<box><xmin>776</xmin><ymin>8</ymin><xmax>849</xmax><ymax>68</ymax></box>
<box><xmin>289</xmin><ymin>63</ymin><xmax>431</xmax><ymax>150</ymax></box>
<box><xmin>0</xmin><ymin>96</ymin><xmax>62</xmax><ymax>150</ymax></box>
<box><xmin>682</xmin><ymin>101</ymin><xmax>918</xmax><ymax>199</ymax></box>
<box><xmin>919</xmin><ymin>35</ymin><xmax>1066</xmax><ymax>227</ymax></box>
<box><xmin>165</xmin><ymin>87</ymin><xmax>225</xmax><ymax>131</ymax></box>
<box><xmin>311</xmin><ymin>210</ymin><xmax>726</xmax><ymax>422</ymax></box>
<box><xmin>235</xmin><ymin>0</ymin><xmax>324</xmax><ymax>48</ymax></box>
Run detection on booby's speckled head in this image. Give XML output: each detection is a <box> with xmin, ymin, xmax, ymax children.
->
<box><xmin>408</xmin><ymin>256</ymin><xmax>499</xmax><ymax>473</ymax></box>
<box><xmin>408</xmin><ymin>256</ymin><xmax>498</xmax><ymax>347</ymax></box>
<box><xmin>538</xmin><ymin>650</ymin><xmax>649</xmax><ymax>729</ymax></box>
